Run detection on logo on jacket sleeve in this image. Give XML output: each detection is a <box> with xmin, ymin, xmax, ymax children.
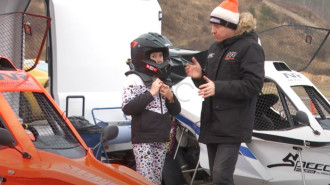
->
<box><xmin>207</xmin><ymin>53</ymin><xmax>215</xmax><ymax>59</ymax></box>
<box><xmin>225</xmin><ymin>52</ymin><xmax>237</xmax><ymax>61</ymax></box>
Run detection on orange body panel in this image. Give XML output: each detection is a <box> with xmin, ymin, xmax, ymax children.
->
<box><xmin>0</xmin><ymin>70</ymin><xmax>43</xmax><ymax>92</ymax></box>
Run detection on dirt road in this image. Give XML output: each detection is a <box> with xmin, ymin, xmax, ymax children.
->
<box><xmin>263</xmin><ymin>0</ymin><xmax>317</xmax><ymax>27</ymax></box>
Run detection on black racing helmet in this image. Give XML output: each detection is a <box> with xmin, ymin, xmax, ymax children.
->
<box><xmin>130</xmin><ymin>32</ymin><xmax>173</xmax><ymax>80</ymax></box>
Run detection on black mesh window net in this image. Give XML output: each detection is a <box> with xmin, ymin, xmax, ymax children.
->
<box><xmin>2</xmin><ymin>91</ymin><xmax>84</xmax><ymax>157</ymax></box>
<box><xmin>254</xmin><ymin>81</ymin><xmax>302</xmax><ymax>131</ymax></box>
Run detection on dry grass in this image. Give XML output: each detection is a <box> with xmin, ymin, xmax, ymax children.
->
<box><xmin>159</xmin><ymin>0</ymin><xmax>218</xmax><ymax>50</ymax></box>
<box><xmin>301</xmin><ymin>72</ymin><xmax>330</xmax><ymax>83</ymax></box>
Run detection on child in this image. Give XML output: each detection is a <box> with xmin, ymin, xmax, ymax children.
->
<box><xmin>122</xmin><ymin>32</ymin><xmax>181</xmax><ymax>185</ymax></box>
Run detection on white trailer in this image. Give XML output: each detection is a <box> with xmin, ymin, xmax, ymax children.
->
<box><xmin>48</xmin><ymin>0</ymin><xmax>162</xmax><ymax>122</ymax></box>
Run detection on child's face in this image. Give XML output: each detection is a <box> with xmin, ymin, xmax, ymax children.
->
<box><xmin>150</xmin><ymin>51</ymin><xmax>164</xmax><ymax>64</ymax></box>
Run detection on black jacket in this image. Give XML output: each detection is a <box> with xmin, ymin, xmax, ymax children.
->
<box><xmin>122</xmin><ymin>73</ymin><xmax>181</xmax><ymax>143</ymax></box>
<box><xmin>193</xmin><ymin>31</ymin><xmax>265</xmax><ymax>144</ymax></box>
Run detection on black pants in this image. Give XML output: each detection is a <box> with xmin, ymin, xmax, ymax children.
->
<box><xmin>207</xmin><ymin>143</ymin><xmax>241</xmax><ymax>185</ymax></box>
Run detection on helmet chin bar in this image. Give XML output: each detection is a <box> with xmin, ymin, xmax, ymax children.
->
<box><xmin>144</xmin><ymin>59</ymin><xmax>172</xmax><ymax>80</ymax></box>
<box><xmin>146</xmin><ymin>64</ymin><xmax>158</xmax><ymax>72</ymax></box>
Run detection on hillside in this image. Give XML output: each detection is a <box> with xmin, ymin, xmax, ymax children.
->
<box><xmin>158</xmin><ymin>0</ymin><xmax>330</xmax><ymax>95</ymax></box>
<box><xmin>158</xmin><ymin>0</ymin><xmax>330</xmax><ymax>51</ymax></box>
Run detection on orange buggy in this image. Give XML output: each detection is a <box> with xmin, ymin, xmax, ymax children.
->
<box><xmin>0</xmin><ymin>56</ymin><xmax>153</xmax><ymax>185</ymax></box>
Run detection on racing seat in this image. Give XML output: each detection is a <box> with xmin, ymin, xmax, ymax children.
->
<box><xmin>254</xmin><ymin>94</ymin><xmax>279</xmax><ymax>130</ymax></box>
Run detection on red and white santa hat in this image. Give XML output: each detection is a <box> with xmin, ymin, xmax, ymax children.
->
<box><xmin>210</xmin><ymin>0</ymin><xmax>239</xmax><ymax>30</ymax></box>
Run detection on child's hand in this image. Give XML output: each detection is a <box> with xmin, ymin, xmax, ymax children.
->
<box><xmin>150</xmin><ymin>78</ymin><xmax>163</xmax><ymax>96</ymax></box>
<box><xmin>160</xmin><ymin>84</ymin><xmax>174</xmax><ymax>102</ymax></box>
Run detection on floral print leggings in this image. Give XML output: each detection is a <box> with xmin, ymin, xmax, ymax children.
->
<box><xmin>133</xmin><ymin>142</ymin><xmax>167</xmax><ymax>185</ymax></box>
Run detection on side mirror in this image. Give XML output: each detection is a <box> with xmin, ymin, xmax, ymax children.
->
<box><xmin>0</xmin><ymin>128</ymin><xmax>15</xmax><ymax>148</ymax></box>
<box><xmin>295</xmin><ymin>111</ymin><xmax>320</xmax><ymax>135</ymax></box>
<box><xmin>0</xmin><ymin>128</ymin><xmax>31</xmax><ymax>158</ymax></box>
<box><xmin>295</xmin><ymin>111</ymin><xmax>310</xmax><ymax>126</ymax></box>
<box><xmin>101</xmin><ymin>126</ymin><xmax>119</xmax><ymax>143</ymax></box>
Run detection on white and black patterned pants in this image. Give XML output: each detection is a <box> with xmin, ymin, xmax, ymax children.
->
<box><xmin>133</xmin><ymin>142</ymin><xmax>167</xmax><ymax>185</ymax></box>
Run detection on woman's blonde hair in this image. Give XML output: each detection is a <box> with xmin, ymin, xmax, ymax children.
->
<box><xmin>235</xmin><ymin>12</ymin><xmax>256</xmax><ymax>36</ymax></box>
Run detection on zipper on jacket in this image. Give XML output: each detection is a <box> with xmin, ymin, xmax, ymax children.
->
<box><xmin>214</xmin><ymin>47</ymin><xmax>229</xmax><ymax>79</ymax></box>
<box><xmin>159</xmin><ymin>93</ymin><xmax>163</xmax><ymax>114</ymax></box>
